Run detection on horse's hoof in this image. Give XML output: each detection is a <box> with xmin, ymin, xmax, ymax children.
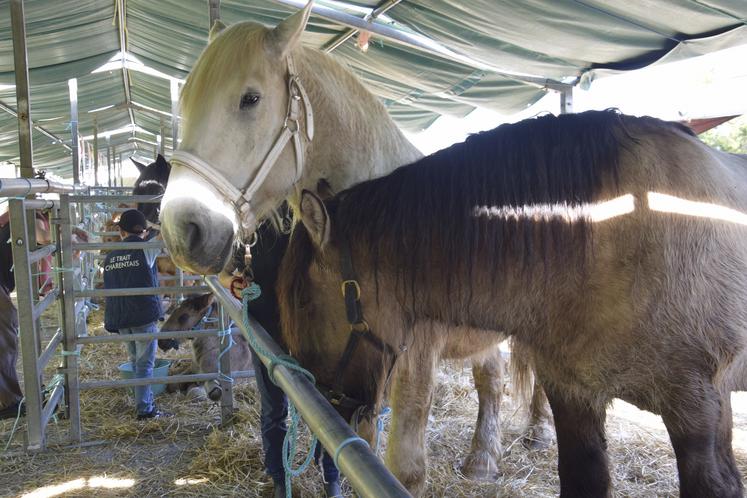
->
<box><xmin>186</xmin><ymin>385</ymin><xmax>207</xmax><ymax>401</ymax></box>
<box><xmin>522</xmin><ymin>424</ymin><xmax>554</xmax><ymax>450</ymax></box>
<box><xmin>461</xmin><ymin>450</ymin><xmax>500</xmax><ymax>480</ymax></box>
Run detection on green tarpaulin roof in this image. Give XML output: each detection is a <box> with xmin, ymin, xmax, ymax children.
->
<box><xmin>0</xmin><ymin>0</ymin><xmax>745</xmax><ymax>177</ymax></box>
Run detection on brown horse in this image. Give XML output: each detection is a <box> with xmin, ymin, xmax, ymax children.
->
<box><xmin>277</xmin><ymin>110</ymin><xmax>747</xmax><ymax>497</ymax></box>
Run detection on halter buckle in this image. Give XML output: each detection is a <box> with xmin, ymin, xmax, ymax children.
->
<box><xmin>341</xmin><ymin>279</ymin><xmax>361</xmax><ymax>300</ymax></box>
<box><xmin>350</xmin><ymin>320</ymin><xmax>370</xmax><ymax>333</ymax></box>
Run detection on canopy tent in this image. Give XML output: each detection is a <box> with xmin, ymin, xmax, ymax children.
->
<box><xmin>0</xmin><ymin>0</ymin><xmax>745</xmax><ymax>178</ymax></box>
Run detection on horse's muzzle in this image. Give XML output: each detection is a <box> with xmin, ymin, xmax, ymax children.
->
<box><xmin>160</xmin><ymin>197</ymin><xmax>235</xmax><ymax>275</ymax></box>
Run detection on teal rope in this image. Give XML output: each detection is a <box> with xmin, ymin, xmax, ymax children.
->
<box><xmin>241</xmin><ymin>284</ymin><xmax>318</xmax><ymax>498</ymax></box>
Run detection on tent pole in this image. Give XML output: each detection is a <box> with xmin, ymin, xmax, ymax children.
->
<box><xmin>208</xmin><ymin>0</ymin><xmax>221</xmax><ymax>28</ymax></box>
<box><xmin>10</xmin><ymin>0</ymin><xmax>34</xmax><ymax>179</ymax></box>
<box><xmin>68</xmin><ymin>79</ymin><xmax>80</xmax><ymax>184</ymax></box>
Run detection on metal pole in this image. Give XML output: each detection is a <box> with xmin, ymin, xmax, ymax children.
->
<box><xmin>170</xmin><ymin>79</ymin><xmax>179</xmax><ymax>150</ymax></box>
<box><xmin>159</xmin><ymin>117</ymin><xmax>165</xmax><ymax>156</ymax></box>
<box><xmin>273</xmin><ymin>0</ymin><xmax>558</xmax><ymax>89</ymax></box>
<box><xmin>208</xmin><ymin>0</ymin><xmax>221</xmax><ymax>28</ymax></box>
<box><xmin>204</xmin><ymin>276</ymin><xmax>411</xmax><ymax>498</ymax></box>
<box><xmin>0</xmin><ymin>178</ymin><xmax>77</xmax><ymax>196</ymax></box>
<box><xmin>69</xmin><ymin>78</ymin><xmax>80</xmax><ymax>185</ymax></box>
<box><xmin>93</xmin><ymin>119</ymin><xmax>99</xmax><ymax>186</ymax></box>
<box><xmin>323</xmin><ymin>0</ymin><xmax>402</xmax><ymax>53</ymax></box>
<box><xmin>9</xmin><ymin>199</ymin><xmax>44</xmax><ymax>449</ymax></box>
<box><xmin>10</xmin><ymin>0</ymin><xmax>34</xmax><ymax>179</ymax></box>
<box><xmin>218</xmin><ymin>304</ymin><xmax>234</xmax><ymax>425</ymax></box>
<box><xmin>59</xmin><ymin>194</ymin><xmax>82</xmax><ymax>442</ymax></box>
<box><xmin>560</xmin><ymin>86</ymin><xmax>574</xmax><ymax>114</ymax></box>
<box><xmin>112</xmin><ymin>145</ymin><xmax>117</xmax><ymax>187</ymax></box>
<box><xmin>106</xmin><ymin>139</ymin><xmax>112</xmax><ymax>188</ymax></box>
<box><xmin>116</xmin><ymin>0</ymin><xmax>136</xmax><ymax>128</ymax></box>
<box><xmin>0</xmin><ymin>100</ymin><xmax>72</xmax><ymax>154</ymax></box>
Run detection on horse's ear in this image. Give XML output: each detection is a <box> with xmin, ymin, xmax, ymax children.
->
<box><xmin>268</xmin><ymin>1</ymin><xmax>313</xmax><ymax>57</ymax></box>
<box><xmin>131</xmin><ymin>158</ymin><xmax>146</xmax><ymax>173</ymax></box>
<box><xmin>209</xmin><ymin>19</ymin><xmax>227</xmax><ymax>43</ymax></box>
<box><xmin>190</xmin><ymin>293</ymin><xmax>215</xmax><ymax>311</ymax></box>
<box><xmin>299</xmin><ymin>189</ymin><xmax>329</xmax><ymax>249</ymax></box>
<box><xmin>156</xmin><ymin>154</ymin><xmax>171</xmax><ymax>172</ymax></box>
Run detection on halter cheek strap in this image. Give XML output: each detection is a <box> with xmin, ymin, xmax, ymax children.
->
<box><xmin>169</xmin><ymin>54</ymin><xmax>313</xmax><ymax>231</ymax></box>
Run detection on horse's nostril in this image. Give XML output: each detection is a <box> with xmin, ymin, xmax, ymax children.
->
<box><xmin>185</xmin><ymin>222</ymin><xmax>201</xmax><ymax>248</ymax></box>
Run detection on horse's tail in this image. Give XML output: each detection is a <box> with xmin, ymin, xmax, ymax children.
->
<box><xmin>508</xmin><ymin>338</ymin><xmax>535</xmax><ymax>409</ymax></box>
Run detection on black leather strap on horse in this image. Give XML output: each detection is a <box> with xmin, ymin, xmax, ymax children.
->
<box><xmin>324</xmin><ymin>235</ymin><xmax>398</xmax><ymax>415</ymax></box>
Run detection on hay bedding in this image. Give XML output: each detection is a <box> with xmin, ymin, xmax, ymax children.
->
<box><xmin>1</xmin><ymin>307</ymin><xmax>746</xmax><ymax>497</ymax></box>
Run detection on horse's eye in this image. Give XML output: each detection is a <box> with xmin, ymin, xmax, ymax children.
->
<box><xmin>239</xmin><ymin>92</ymin><xmax>260</xmax><ymax>109</ymax></box>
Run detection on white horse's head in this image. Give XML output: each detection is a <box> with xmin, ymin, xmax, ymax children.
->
<box><xmin>161</xmin><ymin>3</ymin><xmax>314</xmax><ymax>274</ymax></box>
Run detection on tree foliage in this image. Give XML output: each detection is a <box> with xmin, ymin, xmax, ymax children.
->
<box><xmin>700</xmin><ymin>115</ymin><xmax>747</xmax><ymax>154</ymax></box>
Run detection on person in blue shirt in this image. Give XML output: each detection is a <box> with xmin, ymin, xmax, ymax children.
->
<box><xmin>103</xmin><ymin>209</ymin><xmax>169</xmax><ymax>420</ymax></box>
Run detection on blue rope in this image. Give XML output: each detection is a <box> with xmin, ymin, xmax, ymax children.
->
<box><xmin>334</xmin><ymin>436</ymin><xmax>369</xmax><ymax>469</ymax></box>
<box><xmin>375</xmin><ymin>406</ymin><xmax>392</xmax><ymax>456</ymax></box>
<box><xmin>216</xmin><ymin>326</ymin><xmax>235</xmax><ymax>384</ymax></box>
<box><xmin>241</xmin><ymin>284</ymin><xmax>319</xmax><ymax>498</ymax></box>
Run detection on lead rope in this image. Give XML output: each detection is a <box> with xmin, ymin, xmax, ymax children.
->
<box><xmin>240</xmin><ymin>283</ymin><xmax>318</xmax><ymax>498</ymax></box>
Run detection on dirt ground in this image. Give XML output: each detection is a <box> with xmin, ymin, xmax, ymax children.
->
<box><xmin>1</xmin><ymin>307</ymin><xmax>746</xmax><ymax>497</ymax></box>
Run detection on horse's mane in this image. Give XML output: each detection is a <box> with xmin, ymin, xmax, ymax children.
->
<box><xmin>285</xmin><ymin>111</ymin><xmax>692</xmax><ymax>322</ymax></box>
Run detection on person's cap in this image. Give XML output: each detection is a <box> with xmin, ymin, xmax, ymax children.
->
<box><xmin>117</xmin><ymin>209</ymin><xmax>147</xmax><ymax>234</ymax></box>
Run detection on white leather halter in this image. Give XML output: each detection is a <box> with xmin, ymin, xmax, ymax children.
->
<box><xmin>170</xmin><ymin>55</ymin><xmax>314</xmax><ymax>232</ymax></box>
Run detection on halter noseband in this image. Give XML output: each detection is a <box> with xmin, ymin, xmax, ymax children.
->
<box><xmin>170</xmin><ymin>55</ymin><xmax>314</xmax><ymax>232</ymax></box>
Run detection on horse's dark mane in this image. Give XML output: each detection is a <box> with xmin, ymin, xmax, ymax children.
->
<box><xmin>290</xmin><ymin>111</ymin><xmax>689</xmax><ymax>322</ymax></box>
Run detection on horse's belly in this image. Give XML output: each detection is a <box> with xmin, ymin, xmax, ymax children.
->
<box><xmin>442</xmin><ymin>326</ymin><xmax>505</xmax><ymax>360</ymax></box>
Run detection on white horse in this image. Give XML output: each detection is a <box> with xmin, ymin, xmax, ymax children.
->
<box><xmin>159</xmin><ymin>2</ymin><xmax>552</xmax><ymax>485</ymax></box>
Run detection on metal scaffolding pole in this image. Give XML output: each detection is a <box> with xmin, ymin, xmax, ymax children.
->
<box><xmin>560</xmin><ymin>86</ymin><xmax>574</xmax><ymax>114</ymax></box>
<box><xmin>323</xmin><ymin>0</ymin><xmax>402</xmax><ymax>53</ymax></box>
<box><xmin>208</xmin><ymin>0</ymin><xmax>221</xmax><ymax>28</ymax></box>
<box><xmin>59</xmin><ymin>194</ymin><xmax>82</xmax><ymax>441</ymax></box>
<box><xmin>10</xmin><ymin>0</ymin><xmax>34</xmax><ymax>179</ymax></box>
<box><xmin>9</xmin><ymin>199</ymin><xmax>45</xmax><ymax>449</ymax></box>
<box><xmin>159</xmin><ymin>117</ymin><xmax>165</xmax><ymax>156</ymax></box>
<box><xmin>93</xmin><ymin>119</ymin><xmax>99</xmax><ymax>186</ymax></box>
<box><xmin>69</xmin><ymin>78</ymin><xmax>80</xmax><ymax>184</ymax></box>
<box><xmin>170</xmin><ymin>79</ymin><xmax>179</xmax><ymax>150</ymax></box>
<box><xmin>112</xmin><ymin>145</ymin><xmax>117</xmax><ymax>187</ymax></box>
<box><xmin>106</xmin><ymin>138</ymin><xmax>112</xmax><ymax>187</ymax></box>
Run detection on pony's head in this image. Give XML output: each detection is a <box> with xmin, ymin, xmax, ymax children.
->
<box><xmin>278</xmin><ymin>190</ymin><xmax>393</xmax><ymax>427</ymax></box>
<box><xmin>161</xmin><ymin>3</ymin><xmax>314</xmax><ymax>275</ymax></box>
<box><xmin>131</xmin><ymin>154</ymin><xmax>170</xmax><ymax>225</ymax></box>
<box><xmin>132</xmin><ymin>154</ymin><xmax>171</xmax><ymax>188</ymax></box>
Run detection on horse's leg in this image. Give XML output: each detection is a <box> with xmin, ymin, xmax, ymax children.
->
<box><xmin>545</xmin><ymin>387</ymin><xmax>611</xmax><ymax>497</ymax></box>
<box><xmin>662</xmin><ymin>382</ymin><xmax>742</xmax><ymax>498</ymax></box>
<box><xmin>386</xmin><ymin>352</ymin><xmax>437</xmax><ymax>497</ymax></box>
<box><xmin>523</xmin><ymin>380</ymin><xmax>554</xmax><ymax>450</ymax></box>
<box><xmin>461</xmin><ymin>347</ymin><xmax>503</xmax><ymax>479</ymax></box>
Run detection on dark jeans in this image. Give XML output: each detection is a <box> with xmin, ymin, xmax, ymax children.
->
<box><xmin>0</xmin><ymin>285</ymin><xmax>22</xmax><ymax>409</ymax></box>
<box><xmin>251</xmin><ymin>347</ymin><xmax>339</xmax><ymax>483</ymax></box>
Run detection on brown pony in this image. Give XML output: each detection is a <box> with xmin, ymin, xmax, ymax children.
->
<box><xmin>278</xmin><ymin>110</ymin><xmax>747</xmax><ymax>497</ymax></box>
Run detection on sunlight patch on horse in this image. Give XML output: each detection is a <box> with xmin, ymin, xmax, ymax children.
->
<box><xmin>648</xmin><ymin>192</ymin><xmax>747</xmax><ymax>226</ymax></box>
<box><xmin>472</xmin><ymin>193</ymin><xmax>635</xmax><ymax>223</ymax></box>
